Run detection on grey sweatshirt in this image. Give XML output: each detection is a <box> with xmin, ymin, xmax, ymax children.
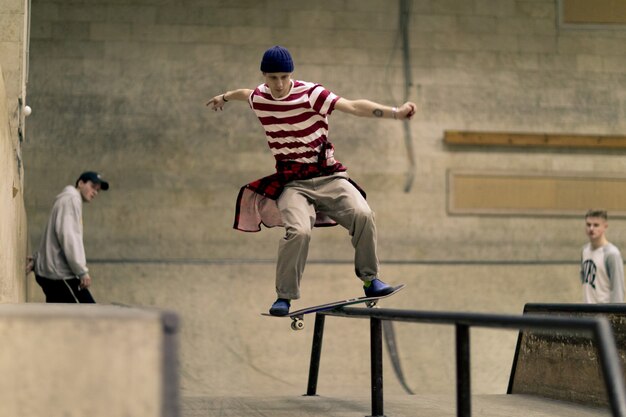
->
<box><xmin>34</xmin><ymin>186</ymin><xmax>89</xmax><ymax>280</ymax></box>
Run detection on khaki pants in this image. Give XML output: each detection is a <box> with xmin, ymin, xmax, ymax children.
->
<box><xmin>275</xmin><ymin>172</ymin><xmax>379</xmax><ymax>299</ymax></box>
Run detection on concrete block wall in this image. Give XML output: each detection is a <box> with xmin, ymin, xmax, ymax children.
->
<box><xmin>21</xmin><ymin>0</ymin><xmax>626</xmax><ymax>397</ymax></box>
<box><xmin>0</xmin><ymin>66</ymin><xmax>27</xmax><ymax>302</ymax></box>
<box><xmin>0</xmin><ymin>0</ymin><xmax>28</xmax><ymax>302</ymax></box>
<box><xmin>24</xmin><ymin>0</ymin><xmax>626</xmax><ymax>263</ymax></box>
<box><xmin>0</xmin><ymin>0</ymin><xmax>27</xmax><ymax>113</ymax></box>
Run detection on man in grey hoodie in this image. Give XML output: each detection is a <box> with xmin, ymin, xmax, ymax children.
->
<box><xmin>31</xmin><ymin>171</ymin><xmax>109</xmax><ymax>303</ymax></box>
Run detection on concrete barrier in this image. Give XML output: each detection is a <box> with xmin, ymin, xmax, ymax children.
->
<box><xmin>508</xmin><ymin>303</ymin><xmax>626</xmax><ymax>407</ymax></box>
<box><xmin>0</xmin><ymin>304</ymin><xmax>179</xmax><ymax>417</ymax></box>
<box><xmin>0</xmin><ymin>63</ymin><xmax>28</xmax><ymax>303</ymax></box>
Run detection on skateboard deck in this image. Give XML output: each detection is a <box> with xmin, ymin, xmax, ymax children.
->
<box><xmin>262</xmin><ymin>284</ymin><xmax>405</xmax><ymax>330</ymax></box>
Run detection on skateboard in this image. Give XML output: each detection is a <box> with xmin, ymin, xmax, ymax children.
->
<box><xmin>262</xmin><ymin>284</ymin><xmax>405</xmax><ymax>331</ymax></box>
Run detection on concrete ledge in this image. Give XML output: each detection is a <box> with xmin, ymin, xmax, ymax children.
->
<box><xmin>444</xmin><ymin>131</ymin><xmax>626</xmax><ymax>149</ymax></box>
<box><xmin>0</xmin><ymin>304</ymin><xmax>179</xmax><ymax>417</ymax></box>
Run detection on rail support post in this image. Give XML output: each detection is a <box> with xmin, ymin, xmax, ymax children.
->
<box><xmin>456</xmin><ymin>324</ymin><xmax>471</xmax><ymax>417</ymax></box>
<box><xmin>369</xmin><ymin>317</ymin><xmax>385</xmax><ymax>417</ymax></box>
<box><xmin>306</xmin><ymin>313</ymin><xmax>326</xmax><ymax>396</ymax></box>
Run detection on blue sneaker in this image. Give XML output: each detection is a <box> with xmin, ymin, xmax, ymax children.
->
<box><xmin>269</xmin><ymin>298</ymin><xmax>291</xmax><ymax>316</ymax></box>
<box><xmin>364</xmin><ymin>279</ymin><xmax>394</xmax><ymax>298</ymax></box>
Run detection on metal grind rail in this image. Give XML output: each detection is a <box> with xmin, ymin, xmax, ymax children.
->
<box><xmin>305</xmin><ymin>307</ymin><xmax>626</xmax><ymax>417</ymax></box>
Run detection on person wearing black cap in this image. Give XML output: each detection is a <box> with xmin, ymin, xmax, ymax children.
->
<box><xmin>206</xmin><ymin>45</ymin><xmax>417</xmax><ymax>316</ymax></box>
<box><xmin>30</xmin><ymin>171</ymin><xmax>109</xmax><ymax>303</ymax></box>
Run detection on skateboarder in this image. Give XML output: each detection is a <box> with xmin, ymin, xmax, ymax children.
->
<box><xmin>207</xmin><ymin>45</ymin><xmax>417</xmax><ymax>316</ymax></box>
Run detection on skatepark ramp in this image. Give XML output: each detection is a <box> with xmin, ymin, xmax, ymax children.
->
<box><xmin>306</xmin><ymin>307</ymin><xmax>626</xmax><ymax>417</ymax></box>
<box><xmin>509</xmin><ymin>304</ymin><xmax>626</xmax><ymax>406</ymax></box>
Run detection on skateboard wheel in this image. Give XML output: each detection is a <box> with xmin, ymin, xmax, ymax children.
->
<box><xmin>291</xmin><ymin>319</ymin><xmax>305</xmax><ymax>331</ymax></box>
<box><xmin>366</xmin><ymin>300</ymin><xmax>378</xmax><ymax>308</ymax></box>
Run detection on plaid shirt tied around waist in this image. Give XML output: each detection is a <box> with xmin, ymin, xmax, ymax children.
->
<box><xmin>233</xmin><ymin>159</ymin><xmax>365</xmax><ymax>232</ymax></box>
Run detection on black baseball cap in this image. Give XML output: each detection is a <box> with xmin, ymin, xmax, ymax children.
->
<box><xmin>77</xmin><ymin>171</ymin><xmax>109</xmax><ymax>190</ymax></box>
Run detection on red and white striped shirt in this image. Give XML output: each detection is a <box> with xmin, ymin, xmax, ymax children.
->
<box><xmin>249</xmin><ymin>80</ymin><xmax>340</xmax><ymax>164</ymax></box>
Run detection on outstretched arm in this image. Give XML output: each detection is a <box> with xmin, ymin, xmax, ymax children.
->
<box><xmin>206</xmin><ymin>89</ymin><xmax>254</xmax><ymax>111</ymax></box>
<box><xmin>334</xmin><ymin>98</ymin><xmax>417</xmax><ymax>120</ymax></box>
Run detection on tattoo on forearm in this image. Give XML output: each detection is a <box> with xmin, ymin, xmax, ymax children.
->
<box><xmin>373</xmin><ymin>109</ymin><xmax>383</xmax><ymax>117</ymax></box>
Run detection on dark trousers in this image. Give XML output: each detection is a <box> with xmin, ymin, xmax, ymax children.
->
<box><xmin>35</xmin><ymin>275</ymin><xmax>96</xmax><ymax>303</ymax></box>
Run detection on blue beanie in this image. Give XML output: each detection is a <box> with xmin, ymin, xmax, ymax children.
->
<box><xmin>260</xmin><ymin>46</ymin><xmax>294</xmax><ymax>73</ymax></box>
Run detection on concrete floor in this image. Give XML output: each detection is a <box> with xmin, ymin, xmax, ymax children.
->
<box><xmin>88</xmin><ymin>263</ymin><xmax>582</xmax><ymax>399</ymax></box>
<box><xmin>181</xmin><ymin>394</ymin><xmax>611</xmax><ymax>417</ymax></box>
